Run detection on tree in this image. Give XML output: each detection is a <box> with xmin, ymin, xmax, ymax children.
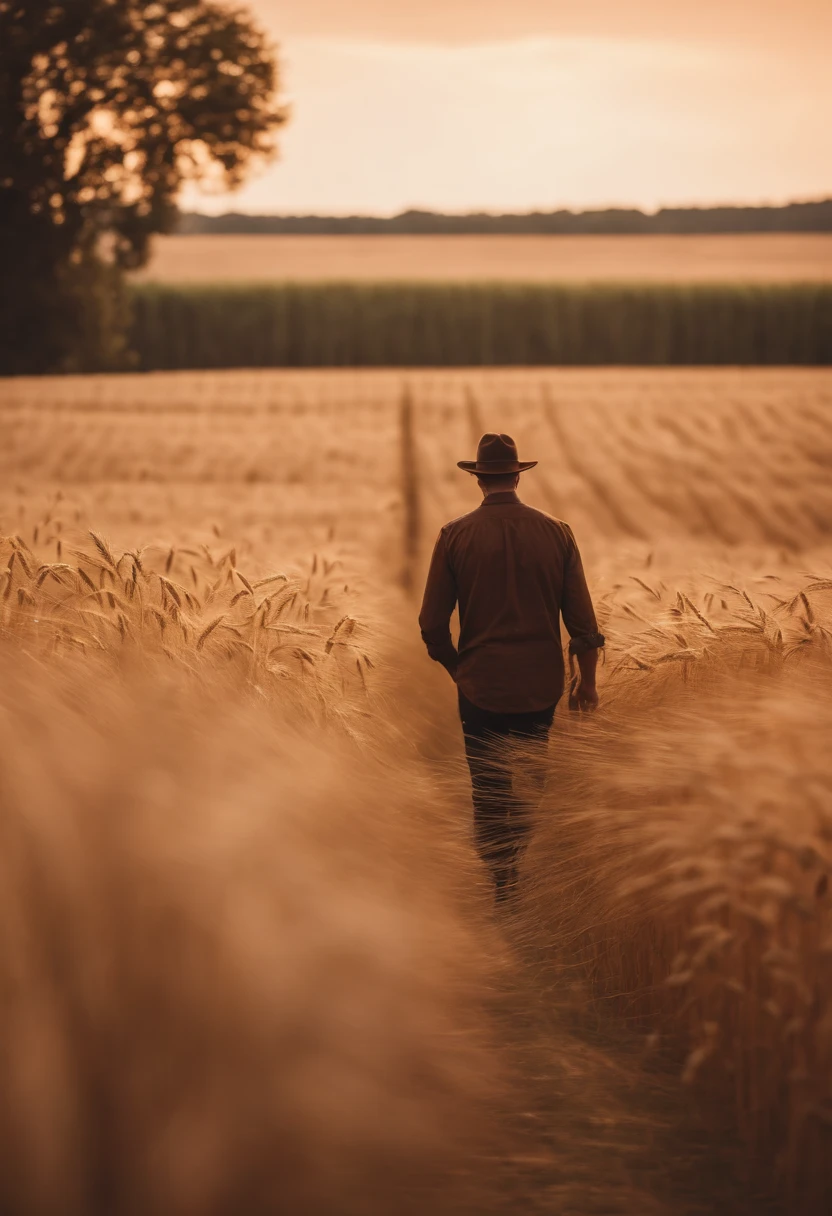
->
<box><xmin>0</xmin><ymin>0</ymin><xmax>286</xmax><ymax>374</ymax></box>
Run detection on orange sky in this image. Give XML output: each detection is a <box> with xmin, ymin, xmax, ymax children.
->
<box><xmin>185</xmin><ymin>0</ymin><xmax>832</xmax><ymax>214</ymax></box>
<box><xmin>263</xmin><ymin>0</ymin><xmax>831</xmax><ymax>50</ymax></box>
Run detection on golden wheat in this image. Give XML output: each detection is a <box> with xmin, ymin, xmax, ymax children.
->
<box><xmin>0</xmin><ymin>645</ymin><xmax>507</xmax><ymax>1216</ymax></box>
<box><xmin>0</xmin><ymin>523</ymin><xmax>377</xmax><ymax>730</ymax></box>
<box><xmin>2</xmin><ymin>366</ymin><xmax>832</xmax><ymax>1212</ymax></box>
<box><xmin>514</xmin><ymin>569</ymin><xmax>832</xmax><ymax>1207</ymax></box>
<box><xmin>134</xmin><ymin>233</ymin><xmax>832</xmax><ymax>285</ymax></box>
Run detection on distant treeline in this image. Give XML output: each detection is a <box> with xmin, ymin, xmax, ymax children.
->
<box><xmin>176</xmin><ymin>199</ymin><xmax>832</xmax><ymax>237</ymax></box>
<box><xmin>129</xmin><ymin>283</ymin><xmax>832</xmax><ymax>370</ymax></box>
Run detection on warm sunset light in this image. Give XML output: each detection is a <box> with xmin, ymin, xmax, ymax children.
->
<box><xmin>2</xmin><ymin>4</ymin><xmax>831</xmax><ymax>1214</ymax></box>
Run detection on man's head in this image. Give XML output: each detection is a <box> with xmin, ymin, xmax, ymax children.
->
<box><xmin>456</xmin><ymin>433</ymin><xmax>537</xmax><ymax>492</ymax></box>
<box><xmin>476</xmin><ymin>471</ymin><xmax>520</xmax><ymax>498</ymax></box>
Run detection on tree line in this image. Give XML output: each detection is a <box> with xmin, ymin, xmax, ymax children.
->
<box><xmin>177</xmin><ymin>199</ymin><xmax>832</xmax><ymax>237</ymax></box>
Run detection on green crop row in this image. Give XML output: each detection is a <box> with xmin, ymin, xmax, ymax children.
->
<box><xmin>128</xmin><ymin>283</ymin><xmax>832</xmax><ymax>368</ymax></box>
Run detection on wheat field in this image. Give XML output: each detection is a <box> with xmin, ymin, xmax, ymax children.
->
<box><xmin>134</xmin><ymin>234</ymin><xmax>832</xmax><ymax>284</ymax></box>
<box><xmin>2</xmin><ymin>366</ymin><xmax>832</xmax><ymax>1214</ymax></box>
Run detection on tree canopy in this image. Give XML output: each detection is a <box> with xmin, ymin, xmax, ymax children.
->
<box><xmin>0</xmin><ymin>0</ymin><xmax>286</xmax><ymax>372</ymax></box>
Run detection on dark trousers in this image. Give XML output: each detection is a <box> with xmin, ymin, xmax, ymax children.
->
<box><xmin>458</xmin><ymin>690</ymin><xmax>556</xmax><ymax>898</ymax></box>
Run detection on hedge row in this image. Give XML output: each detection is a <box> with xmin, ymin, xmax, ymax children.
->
<box><xmin>129</xmin><ymin>283</ymin><xmax>832</xmax><ymax>368</ymax></box>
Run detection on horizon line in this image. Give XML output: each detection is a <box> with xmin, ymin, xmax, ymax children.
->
<box><xmin>178</xmin><ymin>196</ymin><xmax>832</xmax><ymax>221</ymax></box>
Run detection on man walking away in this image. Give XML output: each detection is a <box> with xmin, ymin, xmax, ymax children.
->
<box><xmin>419</xmin><ymin>433</ymin><xmax>605</xmax><ymax>900</ymax></box>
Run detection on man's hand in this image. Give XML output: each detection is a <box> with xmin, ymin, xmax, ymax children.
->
<box><xmin>568</xmin><ymin>645</ymin><xmax>600</xmax><ymax>712</ymax></box>
<box><xmin>569</xmin><ymin>676</ymin><xmax>599</xmax><ymax>713</ymax></box>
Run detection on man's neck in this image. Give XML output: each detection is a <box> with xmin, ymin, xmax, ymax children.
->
<box><xmin>482</xmin><ymin>490</ymin><xmax>520</xmax><ymax>505</ymax></box>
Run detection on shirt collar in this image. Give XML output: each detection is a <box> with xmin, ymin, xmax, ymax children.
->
<box><xmin>481</xmin><ymin>491</ymin><xmax>521</xmax><ymax>506</ymax></box>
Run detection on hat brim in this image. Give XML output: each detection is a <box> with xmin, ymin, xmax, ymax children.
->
<box><xmin>457</xmin><ymin>460</ymin><xmax>538</xmax><ymax>474</ymax></box>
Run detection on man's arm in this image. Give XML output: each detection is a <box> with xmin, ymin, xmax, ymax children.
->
<box><xmin>561</xmin><ymin>526</ymin><xmax>605</xmax><ymax>710</ymax></box>
<box><xmin>418</xmin><ymin>530</ymin><xmax>459</xmax><ymax>677</ymax></box>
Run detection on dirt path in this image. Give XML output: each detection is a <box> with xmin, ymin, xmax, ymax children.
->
<box><xmin>486</xmin><ymin>922</ymin><xmax>780</xmax><ymax>1216</ymax></box>
<box><xmin>400</xmin><ymin>635</ymin><xmax>778</xmax><ymax>1216</ymax></box>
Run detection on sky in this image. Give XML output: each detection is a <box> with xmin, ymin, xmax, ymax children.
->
<box><xmin>184</xmin><ymin>0</ymin><xmax>832</xmax><ymax>215</ymax></box>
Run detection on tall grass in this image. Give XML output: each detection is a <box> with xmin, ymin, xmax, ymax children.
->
<box><xmin>398</xmin><ymin>387</ymin><xmax>421</xmax><ymax>594</ymax></box>
<box><xmin>521</xmin><ymin>572</ymin><xmax>832</xmax><ymax>1212</ymax></box>
<box><xmin>5</xmin><ymin>369</ymin><xmax>832</xmax><ymax>1212</ymax></box>
<box><xmin>0</xmin><ymin>523</ymin><xmax>511</xmax><ymax>1216</ymax></box>
<box><xmin>0</xmin><ymin>529</ymin><xmax>374</xmax><ymax>717</ymax></box>
<box><xmin>128</xmin><ymin>283</ymin><xmax>832</xmax><ymax>370</ymax></box>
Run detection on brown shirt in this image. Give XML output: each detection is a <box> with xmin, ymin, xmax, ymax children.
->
<box><xmin>419</xmin><ymin>492</ymin><xmax>603</xmax><ymax>713</ymax></box>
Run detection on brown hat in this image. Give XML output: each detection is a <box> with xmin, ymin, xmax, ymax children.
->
<box><xmin>457</xmin><ymin>432</ymin><xmax>538</xmax><ymax>475</ymax></box>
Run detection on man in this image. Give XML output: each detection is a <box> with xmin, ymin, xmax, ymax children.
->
<box><xmin>419</xmin><ymin>432</ymin><xmax>604</xmax><ymax>900</ymax></box>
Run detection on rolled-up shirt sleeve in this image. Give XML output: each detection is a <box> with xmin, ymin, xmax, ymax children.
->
<box><xmin>419</xmin><ymin>529</ymin><xmax>460</xmax><ymax>673</ymax></box>
<box><xmin>561</xmin><ymin>526</ymin><xmax>605</xmax><ymax>655</ymax></box>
